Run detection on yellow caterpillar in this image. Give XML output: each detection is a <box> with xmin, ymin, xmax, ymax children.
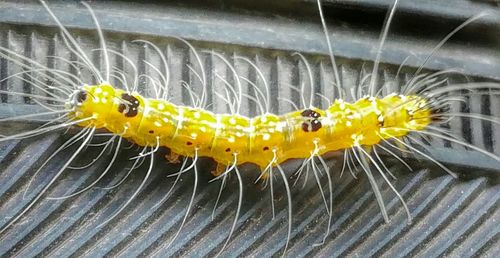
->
<box><xmin>76</xmin><ymin>84</ymin><xmax>430</xmax><ymax>170</ymax></box>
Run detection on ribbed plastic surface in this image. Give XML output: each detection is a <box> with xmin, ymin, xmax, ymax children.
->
<box><xmin>0</xmin><ymin>134</ymin><xmax>498</xmax><ymax>257</ymax></box>
<box><xmin>0</xmin><ymin>0</ymin><xmax>499</xmax><ymax>257</ymax></box>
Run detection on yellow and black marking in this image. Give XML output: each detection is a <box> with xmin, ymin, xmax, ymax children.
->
<box><xmin>117</xmin><ymin>93</ymin><xmax>140</xmax><ymax>117</ymax></box>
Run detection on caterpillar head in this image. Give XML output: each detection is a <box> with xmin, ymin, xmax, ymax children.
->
<box><xmin>67</xmin><ymin>84</ymin><xmax>117</xmax><ymax>128</ymax></box>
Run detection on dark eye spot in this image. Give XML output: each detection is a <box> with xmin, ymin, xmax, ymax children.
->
<box><xmin>149</xmin><ymin>130</ymin><xmax>154</xmax><ymax>134</ymax></box>
<box><xmin>263</xmin><ymin>146</ymin><xmax>269</xmax><ymax>151</ymax></box>
<box><xmin>118</xmin><ymin>93</ymin><xmax>140</xmax><ymax>117</ymax></box>
<box><xmin>302</xmin><ymin>122</ymin><xmax>311</xmax><ymax>132</ymax></box>
<box><xmin>301</xmin><ymin>109</ymin><xmax>312</xmax><ymax>117</ymax></box>
<box><xmin>301</xmin><ymin>109</ymin><xmax>322</xmax><ymax>132</ymax></box>
<box><xmin>76</xmin><ymin>90</ymin><xmax>87</xmax><ymax>103</ymax></box>
<box><xmin>225</xmin><ymin>148</ymin><xmax>231</xmax><ymax>152</ymax></box>
<box><xmin>310</xmin><ymin>120</ymin><xmax>322</xmax><ymax>132</ymax></box>
<box><xmin>301</xmin><ymin>109</ymin><xmax>321</xmax><ymax>119</ymax></box>
<box><xmin>302</xmin><ymin>120</ymin><xmax>322</xmax><ymax>132</ymax></box>
<box><xmin>186</xmin><ymin>141</ymin><xmax>193</xmax><ymax>146</ymax></box>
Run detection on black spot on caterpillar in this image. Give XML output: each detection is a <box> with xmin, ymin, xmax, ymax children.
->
<box><xmin>76</xmin><ymin>90</ymin><xmax>87</xmax><ymax>103</ymax></box>
<box><xmin>300</xmin><ymin>109</ymin><xmax>323</xmax><ymax>132</ymax></box>
<box><xmin>118</xmin><ymin>93</ymin><xmax>140</xmax><ymax>117</ymax></box>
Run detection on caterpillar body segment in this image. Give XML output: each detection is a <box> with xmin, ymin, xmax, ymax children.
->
<box><xmin>76</xmin><ymin>84</ymin><xmax>432</xmax><ymax>169</ymax></box>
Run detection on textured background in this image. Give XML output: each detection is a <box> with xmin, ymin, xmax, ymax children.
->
<box><xmin>0</xmin><ymin>0</ymin><xmax>499</xmax><ymax>257</ymax></box>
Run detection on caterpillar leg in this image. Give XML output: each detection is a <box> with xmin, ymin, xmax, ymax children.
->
<box><xmin>258</xmin><ymin>166</ymin><xmax>270</xmax><ymax>180</ymax></box>
<box><xmin>211</xmin><ymin>162</ymin><xmax>227</xmax><ymax>177</ymax></box>
<box><xmin>165</xmin><ymin>150</ymin><xmax>181</xmax><ymax>164</ymax></box>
